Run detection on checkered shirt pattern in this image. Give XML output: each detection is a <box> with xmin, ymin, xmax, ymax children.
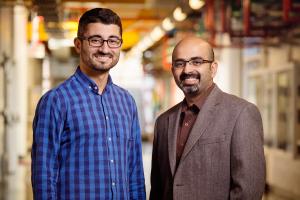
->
<box><xmin>31</xmin><ymin>67</ymin><xmax>146</xmax><ymax>200</ymax></box>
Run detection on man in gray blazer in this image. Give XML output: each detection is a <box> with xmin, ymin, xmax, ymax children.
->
<box><xmin>150</xmin><ymin>36</ymin><xmax>266</xmax><ymax>200</ymax></box>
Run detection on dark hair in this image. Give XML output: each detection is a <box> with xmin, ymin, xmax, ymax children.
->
<box><xmin>77</xmin><ymin>8</ymin><xmax>122</xmax><ymax>37</ymax></box>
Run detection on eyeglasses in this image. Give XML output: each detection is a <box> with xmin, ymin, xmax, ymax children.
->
<box><xmin>79</xmin><ymin>36</ymin><xmax>123</xmax><ymax>48</ymax></box>
<box><xmin>172</xmin><ymin>57</ymin><xmax>214</xmax><ymax>69</ymax></box>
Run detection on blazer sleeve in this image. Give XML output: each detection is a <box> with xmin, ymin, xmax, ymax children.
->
<box><xmin>149</xmin><ymin>120</ymin><xmax>163</xmax><ymax>200</ymax></box>
<box><xmin>230</xmin><ymin>103</ymin><xmax>266</xmax><ymax>200</ymax></box>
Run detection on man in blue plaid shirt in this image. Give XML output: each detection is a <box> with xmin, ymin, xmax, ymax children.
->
<box><xmin>31</xmin><ymin>8</ymin><xmax>146</xmax><ymax>199</ymax></box>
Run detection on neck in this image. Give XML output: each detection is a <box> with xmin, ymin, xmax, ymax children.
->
<box><xmin>80</xmin><ymin>66</ymin><xmax>109</xmax><ymax>94</ymax></box>
<box><xmin>92</xmin><ymin>73</ymin><xmax>109</xmax><ymax>94</ymax></box>
<box><xmin>185</xmin><ymin>94</ymin><xmax>203</xmax><ymax>107</ymax></box>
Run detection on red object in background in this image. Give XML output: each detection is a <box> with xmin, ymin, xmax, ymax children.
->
<box><xmin>243</xmin><ymin>0</ymin><xmax>250</xmax><ymax>35</ymax></box>
<box><xmin>162</xmin><ymin>37</ymin><xmax>171</xmax><ymax>71</ymax></box>
<box><xmin>283</xmin><ymin>0</ymin><xmax>300</xmax><ymax>23</ymax></box>
<box><xmin>221</xmin><ymin>0</ymin><xmax>227</xmax><ymax>32</ymax></box>
<box><xmin>283</xmin><ymin>0</ymin><xmax>292</xmax><ymax>22</ymax></box>
<box><xmin>204</xmin><ymin>0</ymin><xmax>216</xmax><ymax>45</ymax></box>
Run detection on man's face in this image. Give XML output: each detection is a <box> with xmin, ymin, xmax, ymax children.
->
<box><xmin>172</xmin><ymin>39</ymin><xmax>217</xmax><ymax>97</ymax></box>
<box><xmin>74</xmin><ymin>22</ymin><xmax>122</xmax><ymax>73</ymax></box>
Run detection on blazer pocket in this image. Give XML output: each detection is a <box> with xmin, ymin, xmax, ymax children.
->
<box><xmin>198</xmin><ymin>134</ymin><xmax>226</xmax><ymax>145</ymax></box>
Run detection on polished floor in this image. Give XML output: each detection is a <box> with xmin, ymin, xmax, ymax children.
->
<box><xmin>0</xmin><ymin>142</ymin><xmax>297</xmax><ymax>200</ymax></box>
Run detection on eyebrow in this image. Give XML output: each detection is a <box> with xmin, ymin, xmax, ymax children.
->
<box><xmin>174</xmin><ymin>57</ymin><xmax>203</xmax><ymax>61</ymax></box>
<box><xmin>87</xmin><ymin>35</ymin><xmax>121</xmax><ymax>39</ymax></box>
<box><xmin>190</xmin><ymin>56</ymin><xmax>203</xmax><ymax>60</ymax></box>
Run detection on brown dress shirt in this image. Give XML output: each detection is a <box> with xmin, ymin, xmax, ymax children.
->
<box><xmin>176</xmin><ymin>84</ymin><xmax>215</xmax><ymax>168</ymax></box>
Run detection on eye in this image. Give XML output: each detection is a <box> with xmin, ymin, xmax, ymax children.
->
<box><xmin>174</xmin><ymin>61</ymin><xmax>185</xmax><ymax>68</ymax></box>
<box><xmin>108</xmin><ymin>38</ymin><xmax>121</xmax><ymax>45</ymax></box>
<box><xmin>191</xmin><ymin>59</ymin><xmax>203</xmax><ymax>66</ymax></box>
<box><xmin>89</xmin><ymin>37</ymin><xmax>102</xmax><ymax>44</ymax></box>
<box><xmin>108</xmin><ymin>39</ymin><xmax>117</xmax><ymax>43</ymax></box>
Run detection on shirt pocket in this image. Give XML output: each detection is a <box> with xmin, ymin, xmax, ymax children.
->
<box><xmin>113</xmin><ymin>114</ymin><xmax>134</xmax><ymax>141</ymax></box>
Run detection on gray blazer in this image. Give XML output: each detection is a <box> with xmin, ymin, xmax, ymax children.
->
<box><xmin>150</xmin><ymin>85</ymin><xmax>266</xmax><ymax>200</ymax></box>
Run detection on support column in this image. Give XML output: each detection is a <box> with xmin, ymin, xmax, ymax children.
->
<box><xmin>0</xmin><ymin>3</ymin><xmax>28</xmax><ymax>200</ymax></box>
<box><xmin>214</xmin><ymin>33</ymin><xmax>242</xmax><ymax>97</ymax></box>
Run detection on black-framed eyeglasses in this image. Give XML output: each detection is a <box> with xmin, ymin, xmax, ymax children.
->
<box><xmin>79</xmin><ymin>36</ymin><xmax>123</xmax><ymax>48</ymax></box>
<box><xmin>172</xmin><ymin>57</ymin><xmax>214</xmax><ymax>69</ymax></box>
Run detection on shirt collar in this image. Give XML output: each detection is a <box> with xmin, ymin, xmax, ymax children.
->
<box><xmin>74</xmin><ymin>67</ymin><xmax>113</xmax><ymax>94</ymax></box>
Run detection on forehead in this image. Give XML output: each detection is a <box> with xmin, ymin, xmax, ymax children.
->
<box><xmin>173</xmin><ymin>40</ymin><xmax>211</xmax><ymax>60</ymax></box>
<box><xmin>84</xmin><ymin>22</ymin><xmax>121</xmax><ymax>37</ymax></box>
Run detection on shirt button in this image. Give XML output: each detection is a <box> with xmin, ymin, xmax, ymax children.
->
<box><xmin>110</xmin><ymin>159</ymin><xmax>114</xmax><ymax>163</ymax></box>
<box><xmin>112</xmin><ymin>182</ymin><xmax>115</xmax><ymax>186</ymax></box>
<box><xmin>106</xmin><ymin>116</ymin><xmax>109</xmax><ymax>120</ymax></box>
<box><xmin>94</xmin><ymin>86</ymin><xmax>97</xmax><ymax>90</ymax></box>
<box><xmin>184</xmin><ymin>122</ymin><xmax>189</xmax><ymax>126</ymax></box>
<box><xmin>108</xmin><ymin>137</ymin><xmax>111</xmax><ymax>141</ymax></box>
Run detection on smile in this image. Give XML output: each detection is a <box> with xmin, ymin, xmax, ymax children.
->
<box><xmin>180</xmin><ymin>72</ymin><xmax>201</xmax><ymax>85</ymax></box>
<box><xmin>95</xmin><ymin>54</ymin><xmax>111</xmax><ymax>58</ymax></box>
<box><xmin>94</xmin><ymin>54</ymin><xmax>112</xmax><ymax>62</ymax></box>
<box><xmin>181</xmin><ymin>77</ymin><xmax>199</xmax><ymax>85</ymax></box>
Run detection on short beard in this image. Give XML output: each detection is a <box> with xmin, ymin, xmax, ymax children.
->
<box><xmin>91</xmin><ymin>64</ymin><xmax>112</xmax><ymax>72</ymax></box>
<box><xmin>180</xmin><ymin>84</ymin><xmax>200</xmax><ymax>96</ymax></box>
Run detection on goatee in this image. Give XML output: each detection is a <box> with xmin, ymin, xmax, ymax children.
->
<box><xmin>179</xmin><ymin>71</ymin><xmax>201</xmax><ymax>95</ymax></box>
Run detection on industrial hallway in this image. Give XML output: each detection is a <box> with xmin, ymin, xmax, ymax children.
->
<box><xmin>1</xmin><ymin>0</ymin><xmax>300</xmax><ymax>199</ymax></box>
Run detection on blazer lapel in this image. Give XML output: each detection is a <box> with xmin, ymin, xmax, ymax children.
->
<box><xmin>167</xmin><ymin>104</ymin><xmax>182</xmax><ymax>176</ymax></box>
<box><xmin>180</xmin><ymin>86</ymin><xmax>222</xmax><ymax>161</ymax></box>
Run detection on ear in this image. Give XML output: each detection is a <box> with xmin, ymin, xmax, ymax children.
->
<box><xmin>74</xmin><ymin>37</ymin><xmax>81</xmax><ymax>54</ymax></box>
<box><xmin>210</xmin><ymin>62</ymin><xmax>218</xmax><ymax>78</ymax></box>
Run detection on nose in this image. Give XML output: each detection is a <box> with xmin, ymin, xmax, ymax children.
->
<box><xmin>98</xmin><ymin>41</ymin><xmax>110</xmax><ymax>52</ymax></box>
<box><xmin>182</xmin><ymin>61</ymin><xmax>194</xmax><ymax>73</ymax></box>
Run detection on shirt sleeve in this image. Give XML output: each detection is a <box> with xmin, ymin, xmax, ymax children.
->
<box><xmin>230</xmin><ymin>103</ymin><xmax>266</xmax><ymax>199</ymax></box>
<box><xmin>128</xmin><ymin>102</ymin><xmax>146</xmax><ymax>200</ymax></box>
<box><xmin>31</xmin><ymin>91</ymin><xmax>64</xmax><ymax>199</ymax></box>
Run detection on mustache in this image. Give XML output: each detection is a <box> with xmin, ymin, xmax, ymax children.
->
<box><xmin>180</xmin><ymin>72</ymin><xmax>201</xmax><ymax>81</ymax></box>
<box><xmin>95</xmin><ymin>51</ymin><xmax>113</xmax><ymax>57</ymax></box>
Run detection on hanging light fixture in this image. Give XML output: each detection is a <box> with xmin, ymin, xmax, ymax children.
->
<box><xmin>173</xmin><ymin>7</ymin><xmax>187</xmax><ymax>21</ymax></box>
<box><xmin>189</xmin><ymin>0</ymin><xmax>205</xmax><ymax>10</ymax></box>
<box><xmin>162</xmin><ymin>17</ymin><xmax>175</xmax><ymax>31</ymax></box>
<box><xmin>150</xmin><ymin>26</ymin><xmax>165</xmax><ymax>42</ymax></box>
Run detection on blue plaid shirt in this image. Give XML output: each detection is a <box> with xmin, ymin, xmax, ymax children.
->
<box><xmin>32</xmin><ymin>68</ymin><xmax>146</xmax><ymax>200</ymax></box>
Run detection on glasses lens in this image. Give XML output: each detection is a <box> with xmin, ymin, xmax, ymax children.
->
<box><xmin>108</xmin><ymin>38</ymin><xmax>122</xmax><ymax>48</ymax></box>
<box><xmin>88</xmin><ymin>37</ymin><xmax>103</xmax><ymax>47</ymax></box>
<box><xmin>190</xmin><ymin>58</ymin><xmax>204</xmax><ymax>66</ymax></box>
<box><xmin>173</xmin><ymin>61</ymin><xmax>185</xmax><ymax>68</ymax></box>
<box><xmin>87</xmin><ymin>37</ymin><xmax>122</xmax><ymax>48</ymax></box>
